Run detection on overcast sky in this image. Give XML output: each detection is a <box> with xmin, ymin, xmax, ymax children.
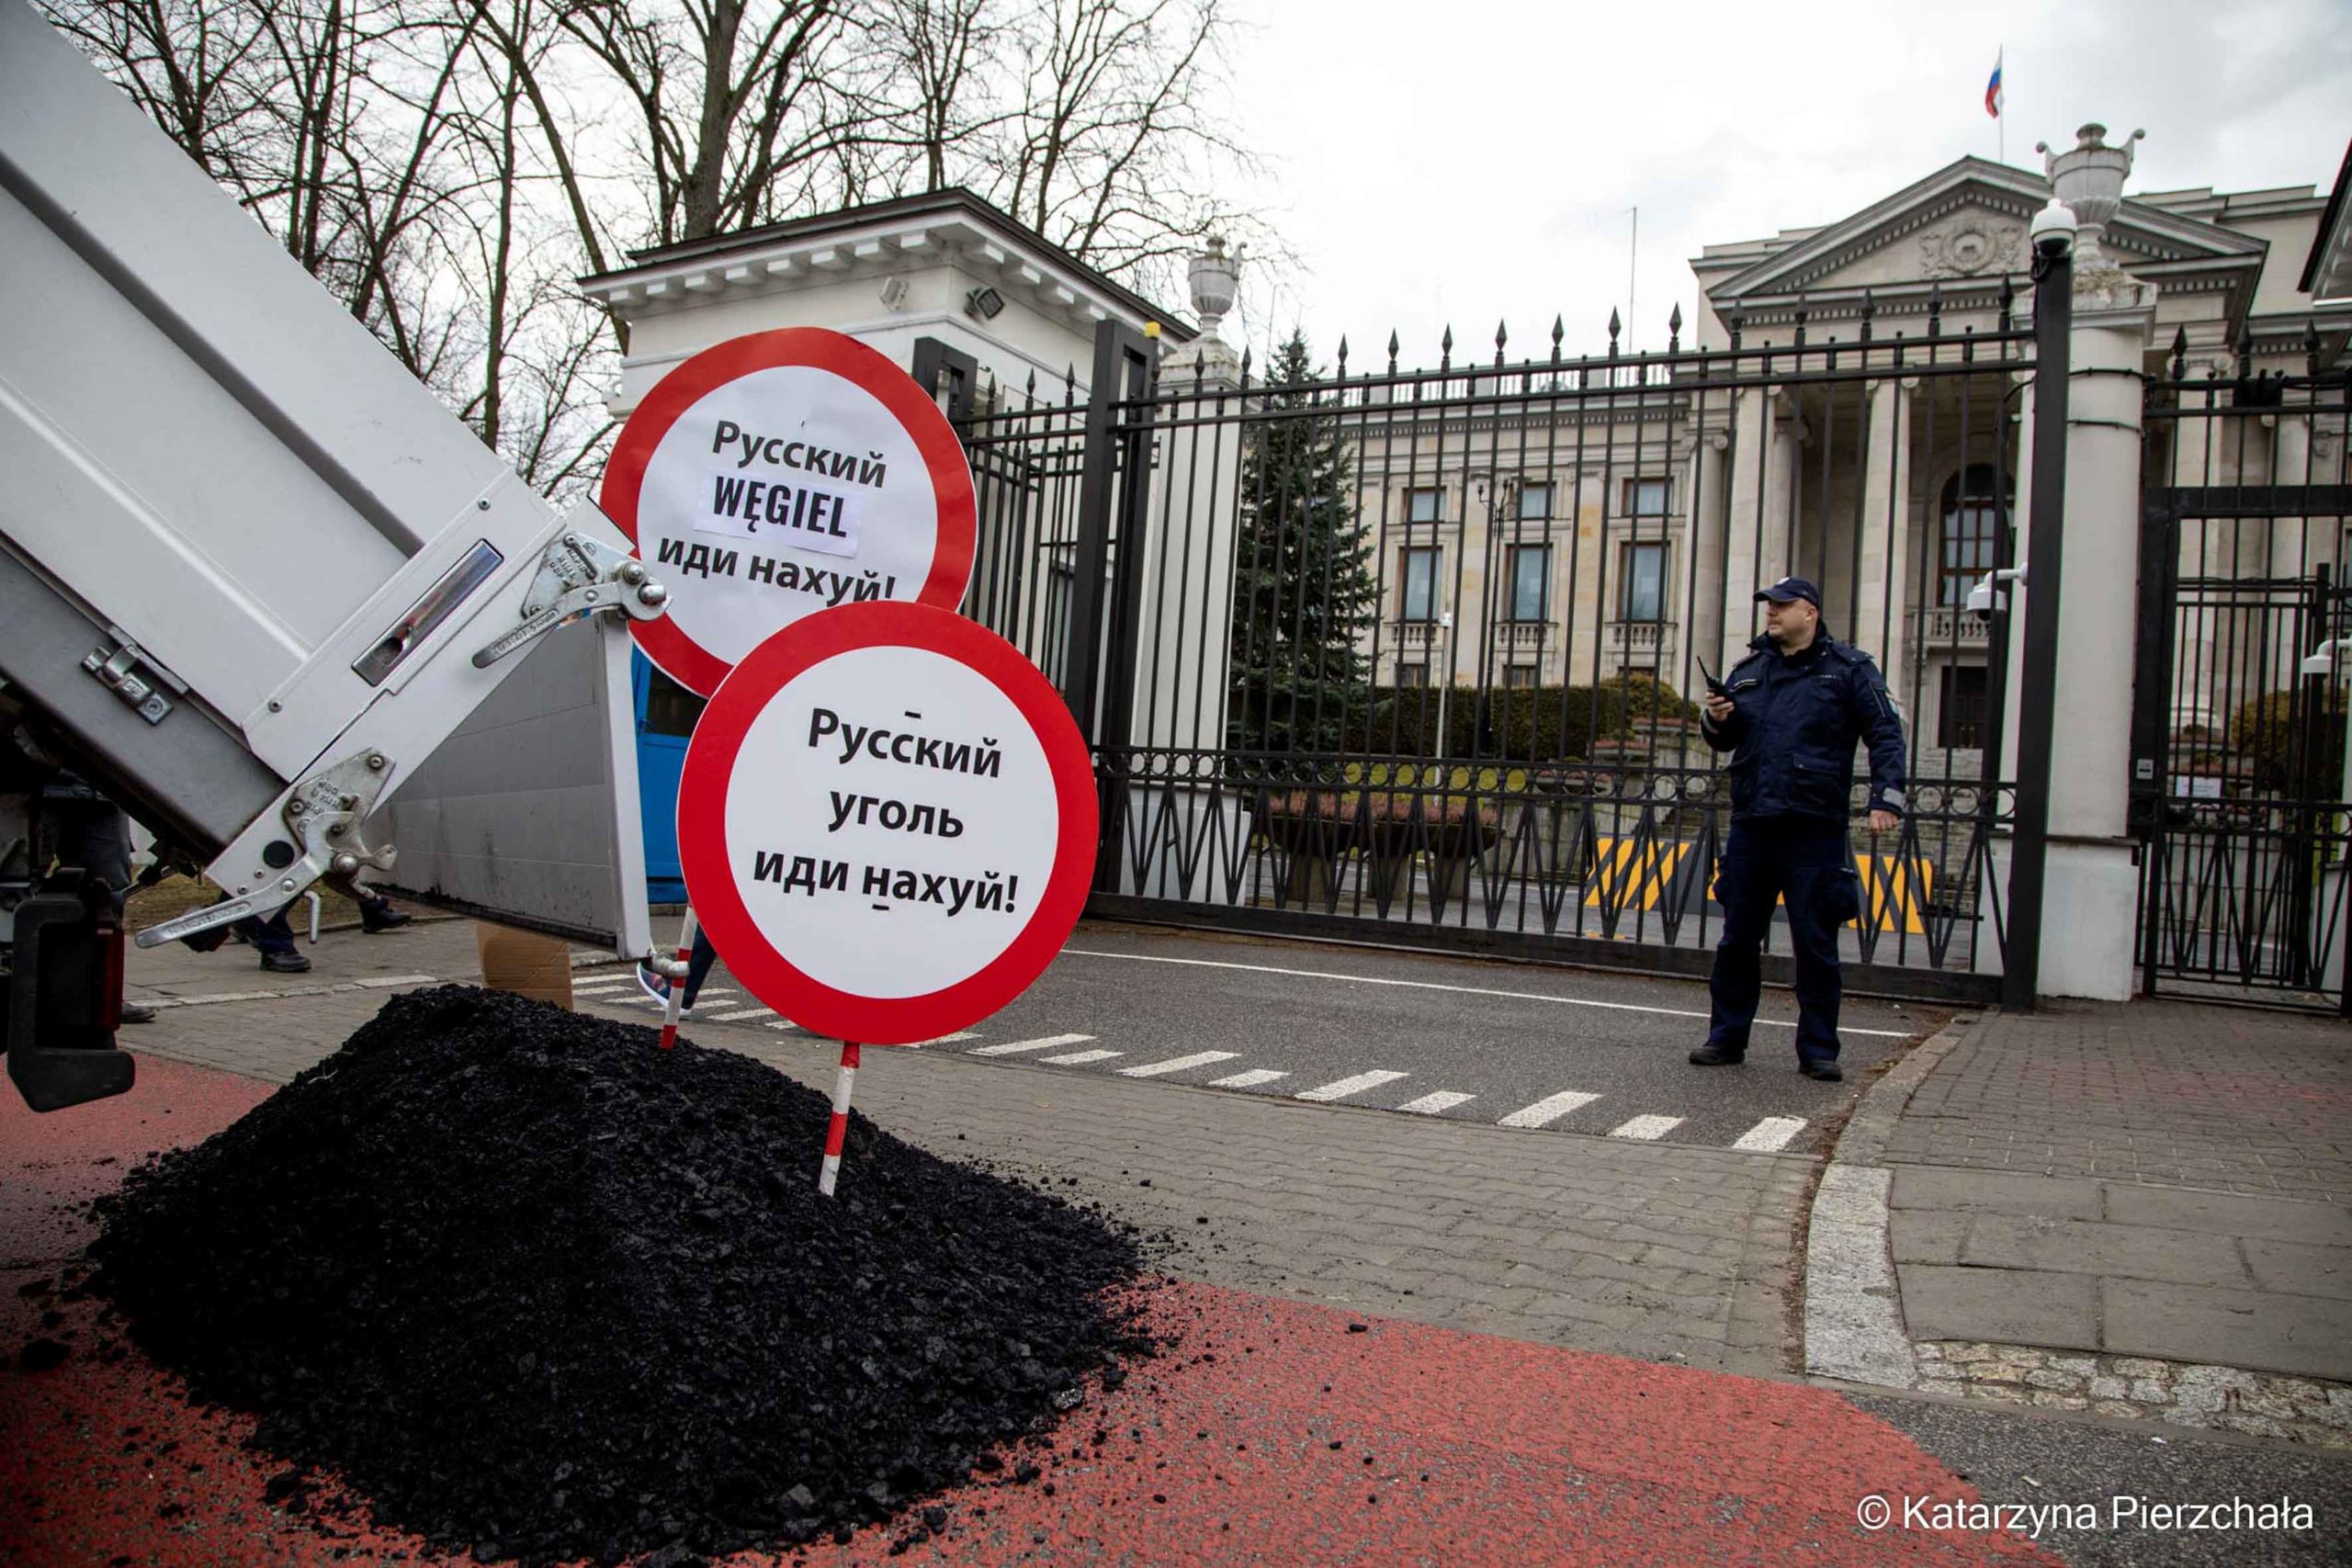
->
<box><xmin>1208</xmin><ymin>0</ymin><xmax>2350</xmax><ymax>370</ymax></box>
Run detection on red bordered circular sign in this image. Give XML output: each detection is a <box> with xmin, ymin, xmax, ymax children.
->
<box><xmin>677</xmin><ymin>601</ymin><xmax>1097</xmax><ymax>1045</ymax></box>
<box><xmin>602</xmin><ymin>328</ymin><xmax>977</xmax><ymax>697</ymax></box>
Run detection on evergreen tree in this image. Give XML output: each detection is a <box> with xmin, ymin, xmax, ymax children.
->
<box><xmin>1227</xmin><ymin>332</ymin><xmax>1378</xmax><ymax>753</ymax></box>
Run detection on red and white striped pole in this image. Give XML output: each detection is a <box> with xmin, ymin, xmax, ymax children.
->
<box><xmin>817</xmin><ymin>1041</ymin><xmax>861</xmax><ymax>1197</ymax></box>
<box><xmin>656</xmin><ymin>906</ymin><xmax>698</xmax><ymax>1051</ymax></box>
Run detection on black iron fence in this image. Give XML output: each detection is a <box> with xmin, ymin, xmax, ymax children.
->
<box><xmin>946</xmin><ymin>294</ymin><xmax>2042</xmax><ymax>1000</ymax></box>
<box><xmin>2135</xmin><ymin>347</ymin><xmax>2352</xmax><ymax>1010</ymax></box>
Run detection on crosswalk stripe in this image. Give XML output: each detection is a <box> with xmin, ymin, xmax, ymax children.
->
<box><xmin>971</xmin><ymin>1033</ymin><xmax>1094</xmax><ymax>1057</ymax></box>
<box><xmin>1295</xmin><ymin>1069</ymin><xmax>1409</xmax><ymax>1103</ymax></box>
<box><xmin>1396</xmin><ymin>1090</ymin><xmax>1476</xmax><ymax>1115</ymax></box>
<box><xmin>763</xmin><ymin>1021</ymin><xmax>803</xmax><ymax>1032</ymax></box>
<box><xmin>1609</xmin><ymin>1114</ymin><xmax>1683</xmax><ymax>1141</ymax></box>
<box><xmin>708</xmin><ymin>1007</ymin><xmax>774</xmax><ymax>1021</ymax></box>
<box><xmin>1117</xmin><ymin>1051</ymin><xmax>1240</xmax><ymax>1078</ymax></box>
<box><xmin>906</xmin><ymin>1032</ymin><xmax>979</xmax><ymax>1045</ymax></box>
<box><xmin>1209</xmin><ymin>1068</ymin><xmax>1288</xmax><ymax>1089</ymax></box>
<box><xmin>1732</xmin><ymin>1115</ymin><xmax>1806</xmax><ymax>1152</ymax></box>
<box><xmin>1498</xmin><ymin>1090</ymin><xmax>1601</xmax><ymax>1129</ymax></box>
<box><xmin>1040</xmin><ymin>1048</ymin><xmax>1122</xmax><ymax>1065</ymax></box>
<box><xmin>571</xmin><ymin>975</ymin><xmax>635</xmax><ymax>990</ymax></box>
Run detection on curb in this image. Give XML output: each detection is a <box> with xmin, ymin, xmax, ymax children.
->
<box><xmin>1800</xmin><ymin>1009</ymin><xmax>1985</xmax><ymax>1389</ymax></box>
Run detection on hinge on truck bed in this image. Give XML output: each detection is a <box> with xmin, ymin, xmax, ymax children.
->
<box><xmin>83</xmin><ymin>630</ymin><xmax>186</xmax><ymax>725</ymax></box>
<box><xmin>130</xmin><ymin>749</ymin><xmax>398</xmax><ymax>949</ymax></box>
<box><xmin>470</xmin><ymin>531</ymin><xmax>667</xmax><ymax>669</ymax></box>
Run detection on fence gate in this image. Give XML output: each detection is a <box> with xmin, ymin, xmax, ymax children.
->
<box><xmin>945</xmin><ymin>299</ymin><xmax>2042</xmax><ymax>1004</ymax></box>
<box><xmin>2132</xmin><ymin>359</ymin><xmax>2352</xmax><ymax>1011</ymax></box>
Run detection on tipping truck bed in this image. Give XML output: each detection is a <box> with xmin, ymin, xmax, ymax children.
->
<box><xmin>0</xmin><ymin>2</ymin><xmax>663</xmax><ymax>1109</ymax></box>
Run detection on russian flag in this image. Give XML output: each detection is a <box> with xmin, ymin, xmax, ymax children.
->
<box><xmin>1984</xmin><ymin>52</ymin><xmax>2003</xmax><ymax>118</ymax></box>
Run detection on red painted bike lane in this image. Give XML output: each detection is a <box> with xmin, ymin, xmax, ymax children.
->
<box><xmin>3</xmin><ymin>1055</ymin><xmax>2057</xmax><ymax>1567</ymax></box>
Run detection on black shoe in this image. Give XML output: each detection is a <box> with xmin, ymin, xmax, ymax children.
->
<box><xmin>362</xmin><ymin>909</ymin><xmax>413</xmax><ymax>933</ymax></box>
<box><xmin>1689</xmin><ymin>1044</ymin><xmax>1747</xmax><ymax>1066</ymax></box>
<box><xmin>259</xmin><ymin>951</ymin><xmax>311</xmax><ymax>975</ymax></box>
<box><xmin>1800</xmin><ymin>1058</ymin><xmax>1843</xmax><ymax>1082</ymax></box>
<box><xmin>119</xmin><ymin>1001</ymin><xmax>157</xmax><ymax>1025</ymax></box>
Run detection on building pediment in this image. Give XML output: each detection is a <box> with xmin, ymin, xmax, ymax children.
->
<box><xmin>1704</xmin><ymin>156</ymin><xmax>2264</xmax><ymax>306</ymax></box>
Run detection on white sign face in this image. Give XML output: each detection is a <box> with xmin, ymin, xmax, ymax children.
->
<box><xmin>678</xmin><ymin>601</ymin><xmax>1096</xmax><ymax>1045</ymax></box>
<box><xmin>728</xmin><ymin>644</ymin><xmax>1054</xmax><ymax>998</ymax></box>
<box><xmin>605</xmin><ymin>329</ymin><xmax>976</xmax><ymax>697</ymax></box>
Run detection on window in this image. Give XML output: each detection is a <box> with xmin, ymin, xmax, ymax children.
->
<box><xmin>1504</xmin><ymin>663</ymin><xmax>1540</xmax><ymax>690</ymax></box>
<box><xmin>1396</xmin><ymin>661</ymin><xmax>1430</xmax><ymax>689</ymax></box>
<box><xmin>1623</xmin><ymin>477</ymin><xmax>1669</xmax><ymax>518</ymax></box>
<box><xmin>1619</xmin><ymin>541</ymin><xmax>1668</xmax><ymax>622</ymax></box>
<box><xmin>1517</xmin><ymin>482</ymin><xmax>1554</xmax><ymax>521</ymax></box>
<box><xmin>1939</xmin><ymin>464</ymin><xmax>2008</xmax><ymax>606</ymax></box>
<box><xmin>642</xmin><ymin>668</ymin><xmax>707</xmax><ymax>739</ymax></box>
<box><xmin>1507</xmin><ymin>544</ymin><xmax>1551</xmax><ymax>622</ymax></box>
<box><xmin>1939</xmin><ymin>665</ymin><xmax>1989</xmax><ymax>749</ymax></box>
<box><xmin>1399</xmin><ymin>546</ymin><xmax>1442</xmax><ymax>622</ymax></box>
<box><xmin>1408</xmin><ymin>487</ymin><xmax>1444</xmax><ymax>525</ymax></box>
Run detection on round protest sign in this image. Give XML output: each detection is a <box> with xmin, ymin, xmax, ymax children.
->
<box><xmin>603</xmin><ymin>328</ymin><xmax>977</xmax><ymax>696</ymax></box>
<box><xmin>676</xmin><ymin>601</ymin><xmax>1097</xmax><ymax>1045</ymax></box>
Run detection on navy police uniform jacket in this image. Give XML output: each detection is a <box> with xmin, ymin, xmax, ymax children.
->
<box><xmin>1700</xmin><ymin>632</ymin><xmax>1906</xmax><ymax>822</ymax></box>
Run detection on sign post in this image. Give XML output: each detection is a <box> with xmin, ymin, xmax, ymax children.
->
<box><xmin>678</xmin><ymin>600</ymin><xmax>1097</xmax><ymax>1191</ymax></box>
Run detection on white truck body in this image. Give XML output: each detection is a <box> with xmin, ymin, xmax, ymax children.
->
<box><xmin>0</xmin><ymin>3</ymin><xmax>660</xmax><ymax>1104</ymax></box>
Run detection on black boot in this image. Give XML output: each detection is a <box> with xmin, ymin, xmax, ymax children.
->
<box><xmin>1689</xmin><ymin>1043</ymin><xmax>1747</xmax><ymax>1066</ymax></box>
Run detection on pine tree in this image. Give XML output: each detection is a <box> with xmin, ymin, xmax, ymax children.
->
<box><xmin>1227</xmin><ymin>332</ymin><xmax>1378</xmax><ymax>754</ymax></box>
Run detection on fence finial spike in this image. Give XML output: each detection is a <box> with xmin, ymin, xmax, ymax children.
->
<box><xmin>1386</xmin><ymin>329</ymin><xmax>1399</xmax><ymax>374</ymax></box>
<box><xmin>1668</xmin><ymin>302</ymin><xmax>1683</xmax><ymax>352</ymax></box>
<box><xmin>2170</xmin><ymin>325</ymin><xmax>2188</xmax><ymax>382</ymax></box>
<box><xmin>1337</xmin><ymin>333</ymin><xmax>1349</xmax><ymax>367</ymax></box>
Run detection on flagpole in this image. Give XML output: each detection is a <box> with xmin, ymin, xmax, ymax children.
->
<box><xmin>1997</xmin><ymin>46</ymin><xmax>2006</xmax><ymax>165</ymax></box>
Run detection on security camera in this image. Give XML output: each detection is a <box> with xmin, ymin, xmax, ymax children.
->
<box><xmin>1965</xmin><ymin>566</ymin><xmax>2027</xmax><ymax>622</ymax></box>
<box><xmin>965</xmin><ymin>285</ymin><xmax>1005</xmax><ymax>321</ymax></box>
<box><xmin>2029</xmin><ymin>199</ymin><xmax>2077</xmax><ymax>262</ymax></box>
<box><xmin>878</xmin><ymin>276</ymin><xmax>910</xmax><ymax>310</ymax></box>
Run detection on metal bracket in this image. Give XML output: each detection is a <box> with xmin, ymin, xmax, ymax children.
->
<box><xmin>132</xmin><ymin>749</ymin><xmax>398</xmax><ymax>948</ymax></box>
<box><xmin>470</xmin><ymin>532</ymin><xmax>667</xmax><ymax>669</ymax></box>
<box><xmin>82</xmin><ymin>630</ymin><xmax>186</xmax><ymax>726</ymax></box>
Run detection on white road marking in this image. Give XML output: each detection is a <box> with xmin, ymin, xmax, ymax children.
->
<box><xmin>1396</xmin><ymin>1090</ymin><xmax>1476</xmax><ymax>1115</ymax></box>
<box><xmin>1117</xmin><ymin>1051</ymin><xmax>1240</xmax><ymax>1078</ymax></box>
<box><xmin>1295</xmin><ymin>1069</ymin><xmax>1409</xmax><ymax>1103</ymax></box>
<box><xmin>570</xmin><ymin>974</ymin><xmax>636</xmax><ymax>990</ymax></box>
<box><xmin>353</xmin><ymin>974</ymin><xmax>441</xmax><ymax>989</ymax></box>
<box><xmin>1061</xmin><ymin>949</ymin><xmax>1914</xmax><ymax>1038</ymax></box>
<box><xmin>1610</xmin><ymin>1114</ymin><xmax>1684</xmax><ymax>1141</ymax></box>
<box><xmin>906</xmin><ymin>1032</ymin><xmax>978</xmax><ymax>1045</ymax></box>
<box><xmin>707</xmin><ymin>1007</ymin><xmax>775</xmax><ymax>1021</ymax></box>
<box><xmin>1040</xmin><ymin>1048</ymin><xmax>1122</xmax><ymax>1065</ymax></box>
<box><xmin>1210</xmin><ymin>1068</ymin><xmax>1288</xmax><ymax>1088</ymax></box>
<box><xmin>971</xmin><ymin>1033</ymin><xmax>1094</xmax><ymax>1056</ymax></box>
<box><xmin>763</xmin><ymin>1021</ymin><xmax>804</xmax><ymax>1032</ymax></box>
<box><xmin>146</xmin><ymin>990</ymin><xmax>284</xmax><ymax>1009</ymax></box>
<box><xmin>1498</xmin><ymin>1090</ymin><xmax>1602</xmax><ymax>1129</ymax></box>
<box><xmin>1732</xmin><ymin>1115</ymin><xmax>1807</xmax><ymax>1153</ymax></box>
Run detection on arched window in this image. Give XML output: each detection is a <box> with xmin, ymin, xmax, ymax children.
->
<box><xmin>1938</xmin><ymin>464</ymin><xmax>2010</xmax><ymax>606</ymax></box>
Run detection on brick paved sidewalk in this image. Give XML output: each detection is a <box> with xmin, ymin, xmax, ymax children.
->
<box><xmin>1814</xmin><ymin>999</ymin><xmax>2352</xmax><ymax>1446</ymax></box>
<box><xmin>119</xmin><ymin>927</ymin><xmax>1808</xmax><ymax>1376</ymax></box>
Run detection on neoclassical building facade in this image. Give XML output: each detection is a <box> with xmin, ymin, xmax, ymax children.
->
<box><xmin>1346</xmin><ymin>135</ymin><xmax>2350</xmax><ymax>757</ymax></box>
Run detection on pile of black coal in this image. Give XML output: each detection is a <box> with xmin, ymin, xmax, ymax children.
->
<box><xmin>87</xmin><ymin>985</ymin><xmax>1148</xmax><ymax>1565</ymax></box>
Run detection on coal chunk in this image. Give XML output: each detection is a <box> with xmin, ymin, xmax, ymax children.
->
<box><xmin>87</xmin><ymin>987</ymin><xmax>1144</xmax><ymax>1565</ymax></box>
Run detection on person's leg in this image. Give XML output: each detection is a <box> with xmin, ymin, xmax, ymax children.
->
<box><xmin>681</xmin><ymin>929</ymin><xmax>720</xmax><ymax>1010</ymax></box>
<box><xmin>1702</xmin><ymin>818</ymin><xmax>1782</xmax><ymax>1059</ymax></box>
<box><xmin>1778</xmin><ymin>820</ymin><xmax>1849</xmax><ymax>1068</ymax></box>
<box><xmin>357</xmin><ymin>891</ymin><xmax>412</xmax><ymax>932</ymax></box>
<box><xmin>248</xmin><ymin>908</ymin><xmax>309</xmax><ymax>973</ymax></box>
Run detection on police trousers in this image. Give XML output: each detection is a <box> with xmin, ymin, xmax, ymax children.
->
<box><xmin>1705</xmin><ymin>814</ymin><xmax>1855</xmax><ymax>1063</ymax></box>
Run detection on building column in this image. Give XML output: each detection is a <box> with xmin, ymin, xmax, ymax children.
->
<box><xmin>1854</xmin><ymin>377</ymin><xmax>1916</xmax><ymax>693</ymax></box>
<box><xmin>2007</xmin><ymin>263</ymin><xmax>2157</xmax><ymax>1001</ymax></box>
<box><xmin>1687</xmin><ymin>430</ymin><xmax>1729</xmax><ymax>672</ymax></box>
<box><xmin>1721</xmin><ymin>389</ymin><xmax>1769</xmax><ymax>660</ymax></box>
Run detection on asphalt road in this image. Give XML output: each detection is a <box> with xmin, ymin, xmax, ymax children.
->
<box><xmin>628</xmin><ymin>919</ymin><xmax>1945</xmax><ymax>1158</ymax></box>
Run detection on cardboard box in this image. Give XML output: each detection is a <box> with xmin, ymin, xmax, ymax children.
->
<box><xmin>474</xmin><ymin>922</ymin><xmax>574</xmax><ymax>1010</ymax></box>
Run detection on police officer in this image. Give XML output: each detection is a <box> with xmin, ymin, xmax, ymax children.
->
<box><xmin>1691</xmin><ymin>578</ymin><xmax>1905</xmax><ymax>1081</ymax></box>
